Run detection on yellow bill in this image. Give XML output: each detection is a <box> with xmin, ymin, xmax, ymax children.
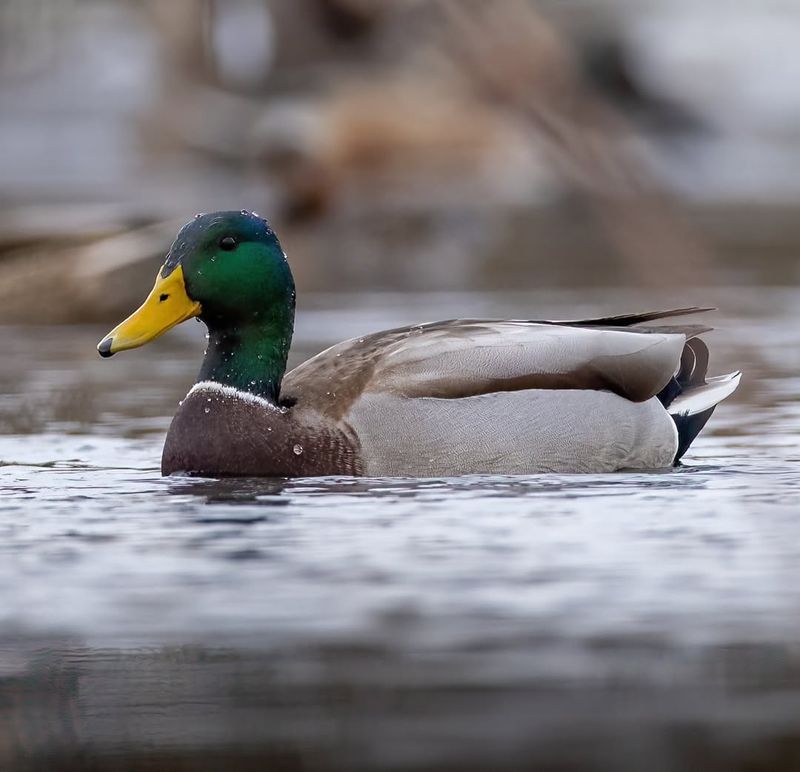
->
<box><xmin>97</xmin><ymin>265</ymin><xmax>201</xmax><ymax>357</ymax></box>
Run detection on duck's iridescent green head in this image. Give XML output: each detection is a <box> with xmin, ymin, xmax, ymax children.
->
<box><xmin>98</xmin><ymin>210</ymin><xmax>295</xmax><ymax>357</ymax></box>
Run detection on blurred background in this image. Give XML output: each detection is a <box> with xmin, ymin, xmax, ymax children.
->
<box><xmin>1</xmin><ymin>0</ymin><xmax>799</xmax><ymax>321</ymax></box>
<box><xmin>3</xmin><ymin>3</ymin><xmax>800</xmax><ymax>772</ymax></box>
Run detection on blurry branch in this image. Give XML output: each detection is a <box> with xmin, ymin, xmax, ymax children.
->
<box><xmin>148</xmin><ymin>0</ymin><xmax>215</xmax><ymax>88</ymax></box>
<box><xmin>143</xmin><ymin>0</ymin><xmax>265</xmax><ymax>158</ymax></box>
<box><xmin>312</xmin><ymin>0</ymin><xmax>383</xmax><ymax>40</ymax></box>
<box><xmin>440</xmin><ymin>0</ymin><xmax>710</xmax><ymax>286</ymax></box>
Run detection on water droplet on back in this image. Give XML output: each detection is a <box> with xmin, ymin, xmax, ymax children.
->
<box><xmin>293</xmin><ymin>444</ymin><xmax>303</xmax><ymax>455</ymax></box>
<box><xmin>204</xmin><ymin>407</ymin><xmax>210</xmax><ymax>414</ymax></box>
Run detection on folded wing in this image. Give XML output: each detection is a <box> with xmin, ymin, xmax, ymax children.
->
<box><xmin>283</xmin><ymin>311</ymin><xmax>714</xmax><ymax>415</ymax></box>
<box><xmin>366</xmin><ymin>321</ymin><xmax>685</xmax><ymax>402</ymax></box>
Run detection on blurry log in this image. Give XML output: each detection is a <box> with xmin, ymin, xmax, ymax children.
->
<box><xmin>0</xmin><ymin>209</ymin><xmax>180</xmax><ymax>324</ymax></box>
<box><xmin>0</xmin><ymin>205</ymin><xmax>141</xmax><ymax>254</ymax></box>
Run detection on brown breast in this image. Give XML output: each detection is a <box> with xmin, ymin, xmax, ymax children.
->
<box><xmin>161</xmin><ymin>385</ymin><xmax>362</xmax><ymax>477</ymax></box>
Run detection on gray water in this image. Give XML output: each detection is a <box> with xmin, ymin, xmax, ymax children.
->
<box><xmin>1</xmin><ymin>289</ymin><xmax>799</xmax><ymax>771</ymax></box>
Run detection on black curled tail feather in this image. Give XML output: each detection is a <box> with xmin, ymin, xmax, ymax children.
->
<box><xmin>657</xmin><ymin>338</ymin><xmax>709</xmax><ymax>410</ymax></box>
<box><xmin>658</xmin><ymin>338</ymin><xmax>738</xmax><ymax>464</ymax></box>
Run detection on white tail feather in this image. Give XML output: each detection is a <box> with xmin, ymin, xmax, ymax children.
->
<box><xmin>669</xmin><ymin>371</ymin><xmax>741</xmax><ymax>417</ymax></box>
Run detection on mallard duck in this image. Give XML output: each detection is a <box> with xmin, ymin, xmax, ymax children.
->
<box><xmin>98</xmin><ymin>210</ymin><xmax>740</xmax><ymax>477</ymax></box>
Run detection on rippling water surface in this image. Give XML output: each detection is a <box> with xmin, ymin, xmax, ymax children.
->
<box><xmin>1</xmin><ymin>289</ymin><xmax>799</xmax><ymax>771</ymax></box>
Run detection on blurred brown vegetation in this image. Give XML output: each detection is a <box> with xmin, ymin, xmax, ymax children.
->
<box><xmin>0</xmin><ymin>0</ymin><xmax>799</xmax><ymax>322</ymax></box>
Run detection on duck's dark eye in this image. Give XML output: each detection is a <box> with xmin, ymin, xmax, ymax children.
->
<box><xmin>219</xmin><ymin>236</ymin><xmax>238</xmax><ymax>251</ymax></box>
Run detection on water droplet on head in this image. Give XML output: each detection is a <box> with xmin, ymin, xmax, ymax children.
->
<box><xmin>207</xmin><ymin>397</ymin><xmax>212</xmax><ymax>402</ymax></box>
<box><xmin>194</xmin><ymin>213</ymin><xmax>202</xmax><ymax>219</ymax></box>
<box><xmin>240</xmin><ymin>209</ymin><xmax>249</xmax><ymax>215</ymax></box>
<box><xmin>204</xmin><ymin>407</ymin><xmax>210</xmax><ymax>414</ymax></box>
<box><xmin>250</xmin><ymin>380</ymin><xmax>256</xmax><ymax>386</ymax></box>
<box><xmin>293</xmin><ymin>444</ymin><xmax>303</xmax><ymax>455</ymax></box>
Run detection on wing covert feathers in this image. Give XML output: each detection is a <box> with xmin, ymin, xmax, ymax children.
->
<box><xmin>284</xmin><ymin>319</ymin><xmax>692</xmax><ymax>412</ymax></box>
